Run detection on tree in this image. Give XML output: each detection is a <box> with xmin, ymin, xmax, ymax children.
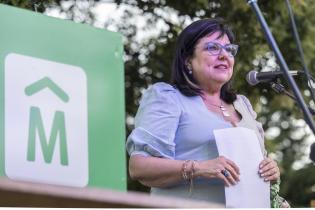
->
<box><xmin>114</xmin><ymin>0</ymin><xmax>315</xmax><ymax>206</ymax></box>
<box><xmin>0</xmin><ymin>0</ymin><xmax>56</xmax><ymax>12</ymax></box>
<box><xmin>2</xmin><ymin>0</ymin><xmax>315</xmax><ymax>206</ymax></box>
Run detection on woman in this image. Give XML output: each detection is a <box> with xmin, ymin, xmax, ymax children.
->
<box><xmin>126</xmin><ymin>18</ymin><xmax>288</xmax><ymax>207</ymax></box>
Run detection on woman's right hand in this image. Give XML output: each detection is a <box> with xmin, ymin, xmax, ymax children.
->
<box><xmin>194</xmin><ymin>156</ymin><xmax>240</xmax><ymax>187</ymax></box>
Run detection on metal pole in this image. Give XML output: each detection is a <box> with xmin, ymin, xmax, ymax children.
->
<box><xmin>246</xmin><ymin>0</ymin><xmax>315</xmax><ymax>135</ymax></box>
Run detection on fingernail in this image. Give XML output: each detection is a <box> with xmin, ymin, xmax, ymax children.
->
<box><xmin>264</xmin><ymin>178</ymin><xmax>268</xmax><ymax>181</ymax></box>
<box><xmin>259</xmin><ymin>169</ymin><xmax>263</xmax><ymax>173</ymax></box>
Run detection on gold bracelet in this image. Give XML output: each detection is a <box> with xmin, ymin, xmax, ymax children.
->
<box><xmin>189</xmin><ymin>160</ymin><xmax>196</xmax><ymax>195</ymax></box>
<box><xmin>181</xmin><ymin>160</ymin><xmax>197</xmax><ymax>195</ymax></box>
<box><xmin>181</xmin><ymin>160</ymin><xmax>190</xmax><ymax>181</ymax></box>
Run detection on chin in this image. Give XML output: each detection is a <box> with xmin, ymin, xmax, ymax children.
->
<box><xmin>214</xmin><ymin>75</ymin><xmax>232</xmax><ymax>83</ymax></box>
<box><xmin>217</xmin><ymin>80</ymin><xmax>230</xmax><ymax>85</ymax></box>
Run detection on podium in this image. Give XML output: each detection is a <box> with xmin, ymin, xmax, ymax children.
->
<box><xmin>0</xmin><ymin>177</ymin><xmax>223</xmax><ymax>208</ymax></box>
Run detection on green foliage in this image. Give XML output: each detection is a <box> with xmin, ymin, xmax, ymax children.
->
<box><xmin>281</xmin><ymin>163</ymin><xmax>315</xmax><ymax>207</ymax></box>
<box><xmin>2</xmin><ymin>0</ymin><xmax>315</xmax><ymax>207</ymax></box>
<box><xmin>114</xmin><ymin>1</ymin><xmax>315</xmax><ymax>207</ymax></box>
<box><xmin>0</xmin><ymin>0</ymin><xmax>60</xmax><ymax>12</ymax></box>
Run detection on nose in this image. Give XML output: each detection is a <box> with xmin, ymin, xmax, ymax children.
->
<box><xmin>218</xmin><ymin>48</ymin><xmax>229</xmax><ymax>60</ymax></box>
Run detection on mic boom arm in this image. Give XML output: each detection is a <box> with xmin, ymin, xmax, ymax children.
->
<box><xmin>270</xmin><ymin>82</ymin><xmax>315</xmax><ymax>115</ymax></box>
<box><xmin>246</xmin><ymin>0</ymin><xmax>315</xmax><ymax>135</ymax></box>
<box><xmin>246</xmin><ymin>0</ymin><xmax>315</xmax><ymax>162</ymax></box>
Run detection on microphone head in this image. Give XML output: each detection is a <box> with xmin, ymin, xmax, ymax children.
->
<box><xmin>246</xmin><ymin>70</ymin><xmax>259</xmax><ymax>86</ymax></box>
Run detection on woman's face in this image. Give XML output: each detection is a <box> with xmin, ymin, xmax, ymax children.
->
<box><xmin>188</xmin><ymin>32</ymin><xmax>235</xmax><ymax>90</ymax></box>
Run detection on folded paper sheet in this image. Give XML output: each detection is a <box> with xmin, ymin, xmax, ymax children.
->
<box><xmin>214</xmin><ymin>127</ymin><xmax>270</xmax><ymax>208</ymax></box>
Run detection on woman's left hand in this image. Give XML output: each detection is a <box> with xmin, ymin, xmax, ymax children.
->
<box><xmin>259</xmin><ymin>157</ymin><xmax>280</xmax><ymax>182</ymax></box>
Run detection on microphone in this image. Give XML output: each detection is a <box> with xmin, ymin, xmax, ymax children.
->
<box><xmin>310</xmin><ymin>143</ymin><xmax>315</xmax><ymax>162</ymax></box>
<box><xmin>246</xmin><ymin>70</ymin><xmax>302</xmax><ymax>86</ymax></box>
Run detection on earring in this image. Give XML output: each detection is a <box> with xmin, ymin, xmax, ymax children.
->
<box><xmin>186</xmin><ymin>64</ymin><xmax>193</xmax><ymax>74</ymax></box>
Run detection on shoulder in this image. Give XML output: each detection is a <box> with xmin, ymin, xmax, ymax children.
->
<box><xmin>136</xmin><ymin>82</ymin><xmax>183</xmax><ymax>115</ymax></box>
<box><xmin>149</xmin><ymin>82</ymin><xmax>177</xmax><ymax>94</ymax></box>
<box><xmin>236</xmin><ymin>94</ymin><xmax>250</xmax><ymax>102</ymax></box>
<box><xmin>141</xmin><ymin>82</ymin><xmax>179</xmax><ymax>103</ymax></box>
<box><xmin>135</xmin><ymin>82</ymin><xmax>182</xmax><ymax>125</ymax></box>
<box><xmin>236</xmin><ymin>94</ymin><xmax>252</xmax><ymax>107</ymax></box>
<box><xmin>236</xmin><ymin>94</ymin><xmax>257</xmax><ymax>117</ymax></box>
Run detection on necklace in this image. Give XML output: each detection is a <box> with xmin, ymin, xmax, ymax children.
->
<box><xmin>203</xmin><ymin>99</ymin><xmax>231</xmax><ymax>117</ymax></box>
<box><xmin>210</xmin><ymin>102</ymin><xmax>231</xmax><ymax>117</ymax></box>
<box><xmin>201</xmin><ymin>95</ymin><xmax>238</xmax><ymax>127</ymax></box>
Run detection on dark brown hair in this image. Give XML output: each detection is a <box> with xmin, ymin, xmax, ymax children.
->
<box><xmin>171</xmin><ymin>18</ymin><xmax>237</xmax><ymax>104</ymax></box>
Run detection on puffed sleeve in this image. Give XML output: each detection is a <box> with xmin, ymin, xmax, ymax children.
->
<box><xmin>126</xmin><ymin>82</ymin><xmax>181</xmax><ymax>159</ymax></box>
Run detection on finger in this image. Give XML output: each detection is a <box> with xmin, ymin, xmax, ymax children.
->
<box><xmin>263</xmin><ymin>167</ymin><xmax>279</xmax><ymax>180</ymax></box>
<box><xmin>224</xmin><ymin>164</ymin><xmax>240</xmax><ymax>183</ymax></box>
<box><xmin>217</xmin><ymin>156</ymin><xmax>240</xmax><ymax>184</ymax></box>
<box><xmin>214</xmin><ymin>168</ymin><xmax>231</xmax><ymax>187</ymax></box>
<box><xmin>264</xmin><ymin>172</ymin><xmax>279</xmax><ymax>182</ymax></box>
<box><xmin>259</xmin><ymin>157</ymin><xmax>272</xmax><ymax>169</ymax></box>
<box><xmin>217</xmin><ymin>170</ymin><xmax>232</xmax><ymax>187</ymax></box>
<box><xmin>259</xmin><ymin>161</ymin><xmax>276</xmax><ymax>174</ymax></box>
<box><xmin>264</xmin><ymin>171</ymin><xmax>280</xmax><ymax>182</ymax></box>
<box><xmin>261</xmin><ymin>167</ymin><xmax>278</xmax><ymax>178</ymax></box>
<box><xmin>225</xmin><ymin>171</ymin><xmax>238</xmax><ymax>185</ymax></box>
<box><xmin>226</xmin><ymin>159</ymin><xmax>240</xmax><ymax>175</ymax></box>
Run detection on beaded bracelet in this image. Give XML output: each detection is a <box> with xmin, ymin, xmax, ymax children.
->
<box><xmin>181</xmin><ymin>160</ymin><xmax>190</xmax><ymax>181</ymax></box>
<box><xmin>181</xmin><ymin>160</ymin><xmax>196</xmax><ymax>195</ymax></box>
<box><xmin>189</xmin><ymin>160</ymin><xmax>196</xmax><ymax>194</ymax></box>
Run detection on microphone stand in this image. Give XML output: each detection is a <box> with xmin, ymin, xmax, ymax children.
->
<box><xmin>285</xmin><ymin>0</ymin><xmax>315</xmax><ymax>104</ymax></box>
<box><xmin>246</xmin><ymin>0</ymin><xmax>315</xmax><ymax>136</ymax></box>
<box><xmin>246</xmin><ymin>0</ymin><xmax>315</xmax><ymax>162</ymax></box>
<box><xmin>270</xmin><ymin>81</ymin><xmax>315</xmax><ymax>162</ymax></box>
<box><xmin>270</xmin><ymin>82</ymin><xmax>315</xmax><ymax>115</ymax></box>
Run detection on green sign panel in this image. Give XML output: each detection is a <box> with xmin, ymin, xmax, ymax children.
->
<box><xmin>0</xmin><ymin>4</ymin><xmax>126</xmax><ymax>190</ymax></box>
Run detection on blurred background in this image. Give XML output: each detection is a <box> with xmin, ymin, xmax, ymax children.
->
<box><xmin>2</xmin><ymin>0</ymin><xmax>315</xmax><ymax>207</ymax></box>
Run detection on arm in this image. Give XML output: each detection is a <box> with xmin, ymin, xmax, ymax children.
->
<box><xmin>128</xmin><ymin>85</ymin><xmax>239</xmax><ymax>188</ymax></box>
<box><xmin>129</xmin><ymin>154</ymin><xmax>240</xmax><ymax>188</ymax></box>
<box><xmin>129</xmin><ymin>155</ymin><xmax>184</xmax><ymax>187</ymax></box>
<box><xmin>127</xmin><ymin>84</ymin><xmax>184</xmax><ymax>187</ymax></box>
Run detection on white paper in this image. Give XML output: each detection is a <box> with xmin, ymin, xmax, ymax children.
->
<box><xmin>214</xmin><ymin>127</ymin><xmax>270</xmax><ymax>208</ymax></box>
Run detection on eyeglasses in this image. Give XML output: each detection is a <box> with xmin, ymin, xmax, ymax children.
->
<box><xmin>203</xmin><ymin>42</ymin><xmax>239</xmax><ymax>57</ymax></box>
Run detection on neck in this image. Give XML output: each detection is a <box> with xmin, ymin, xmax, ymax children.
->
<box><xmin>200</xmin><ymin>82</ymin><xmax>223</xmax><ymax>96</ymax></box>
<box><xmin>201</xmin><ymin>91</ymin><xmax>221</xmax><ymax>105</ymax></box>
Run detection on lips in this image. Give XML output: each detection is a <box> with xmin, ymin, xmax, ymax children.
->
<box><xmin>214</xmin><ymin>64</ymin><xmax>228</xmax><ymax>69</ymax></box>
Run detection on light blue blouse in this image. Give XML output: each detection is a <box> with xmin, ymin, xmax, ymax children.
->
<box><xmin>126</xmin><ymin>82</ymin><xmax>265</xmax><ymax>204</ymax></box>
